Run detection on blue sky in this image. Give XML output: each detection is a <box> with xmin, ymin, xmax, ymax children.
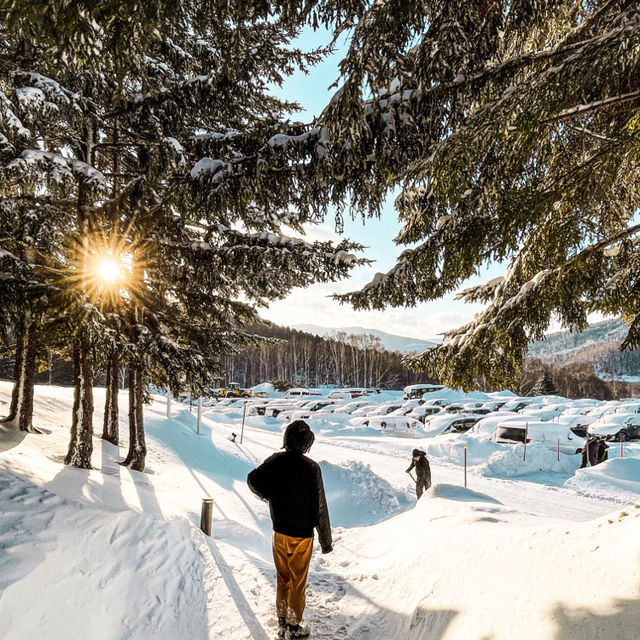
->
<box><xmin>261</xmin><ymin>28</ymin><xmax>503</xmax><ymax>340</ymax></box>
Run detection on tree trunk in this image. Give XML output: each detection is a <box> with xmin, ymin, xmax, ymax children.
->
<box><xmin>121</xmin><ymin>366</ymin><xmax>146</xmax><ymax>471</ymax></box>
<box><xmin>102</xmin><ymin>353</ymin><xmax>119</xmax><ymax>445</ymax></box>
<box><xmin>2</xmin><ymin>324</ymin><xmax>24</xmax><ymax>423</ymax></box>
<box><xmin>3</xmin><ymin>321</ymin><xmax>38</xmax><ymax>431</ymax></box>
<box><xmin>65</xmin><ymin>337</ymin><xmax>94</xmax><ymax>468</ymax></box>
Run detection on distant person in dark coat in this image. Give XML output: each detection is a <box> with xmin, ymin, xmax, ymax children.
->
<box><xmin>580</xmin><ymin>436</ymin><xmax>609</xmax><ymax>468</ymax></box>
<box><xmin>406</xmin><ymin>448</ymin><xmax>431</xmax><ymax>499</ymax></box>
<box><xmin>247</xmin><ymin>420</ymin><xmax>332</xmax><ymax>640</ymax></box>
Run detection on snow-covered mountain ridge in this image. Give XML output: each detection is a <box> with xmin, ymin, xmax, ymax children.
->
<box><xmin>293</xmin><ymin>323</ymin><xmax>438</xmax><ymax>354</ymax></box>
<box><xmin>527</xmin><ymin>318</ymin><xmax>629</xmax><ymax>362</ymax></box>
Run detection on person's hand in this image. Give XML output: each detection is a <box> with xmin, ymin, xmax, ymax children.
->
<box><xmin>321</xmin><ymin>545</ymin><xmax>333</xmax><ymax>554</ymax></box>
<box><xmin>405</xmin><ymin>469</ymin><xmax>411</xmax><ymax>474</ymax></box>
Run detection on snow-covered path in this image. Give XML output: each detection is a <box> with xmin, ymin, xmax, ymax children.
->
<box><xmin>1</xmin><ymin>382</ymin><xmax>640</xmax><ymax>640</ymax></box>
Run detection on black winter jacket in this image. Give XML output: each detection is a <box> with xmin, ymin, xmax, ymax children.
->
<box><xmin>247</xmin><ymin>450</ymin><xmax>333</xmax><ymax>552</ymax></box>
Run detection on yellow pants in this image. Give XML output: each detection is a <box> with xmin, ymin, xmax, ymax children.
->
<box><xmin>273</xmin><ymin>531</ymin><xmax>314</xmax><ymax>625</ymax></box>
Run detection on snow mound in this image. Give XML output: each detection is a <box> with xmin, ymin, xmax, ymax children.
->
<box><xmin>425</xmin><ymin>483</ymin><xmax>501</xmax><ymax>504</ymax></box>
<box><xmin>420</xmin><ymin>433</ymin><xmax>502</xmax><ymax>465</ymax></box>
<box><xmin>0</xmin><ymin>471</ymin><xmax>210</xmax><ymax>640</ymax></box>
<box><xmin>477</xmin><ymin>443</ymin><xmax>580</xmax><ymax>478</ymax></box>
<box><xmin>319</xmin><ymin>460</ymin><xmax>410</xmax><ymax>527</ymax></box>
<box><xmin>566</xmin><ymin>458</ymin><xmax>640</xmax><ymax>504</ymax></box>
<box><xmin>251</xmin><ymin>382</ymin><xmax>274</xmax><ymax>394</ymax></box>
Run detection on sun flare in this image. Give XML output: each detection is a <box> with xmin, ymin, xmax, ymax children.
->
<box><xmin>98</xmin><ymin>257</ymin><xmax>120</xmax><ymax>283</ymax></box>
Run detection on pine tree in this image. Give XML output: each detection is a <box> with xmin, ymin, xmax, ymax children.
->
<box><xmin>530</xmin><ymin>371</ymin><xmax>558</xmax><ymax>397</ymax></box>
<box><xmin>311</xmin><ymin>1</ymin><xmax>640</xmax><ymax>389</ymax></box>
<box><xmin>0</xmin><ymin>2</ymin><xmax>366</xmax><ymax>469</ymax></box>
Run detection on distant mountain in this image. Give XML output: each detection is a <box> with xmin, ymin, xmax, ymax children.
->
<box><xmin>527</xmin><ymin>318</ymin><xmax>640</xmax><ymax>380</ymax></box>
<box><xmin>293</xmin><ymin>324</ymin><xmax>438</xmax><ymax>355</ymax></box>
<box><xmin>527</xmin><ymin>319</ymin><xmax>628</xmax><ymax>362</ymax></box>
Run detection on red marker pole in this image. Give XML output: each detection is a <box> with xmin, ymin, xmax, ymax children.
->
<box><xmin>621</xmin><ymin>441</ymin><xmax>624</xmax><ymax>458</ymax></box>
<box><xmin>464</xmin><ymin>445</ymin><xmax>467</xmax><ymax>488</ymax></box>
<box><xmin>557</xmin><ymin>439</ymin><xmax>560</xmax><ymax>461</ymax></box>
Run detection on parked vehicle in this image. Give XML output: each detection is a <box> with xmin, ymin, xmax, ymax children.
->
<box><xmin>493</xmin><ymin>420</ymin><xmax>586</xmax><ymax>454</ymax></box>
<box><xmin>408</xmin><ymin>405</ymin><xmax>445</xmax><ymax>423</ymax></box>
<box><xmin>422</xmin><ymin>413</ymin><xmax>480</xmax><ymax>435</ymax></box>
<box><xmin>588</xmin><ymin>413</ymin><xmax>640</xmax><ymax>441</ymax></box>
<box><xmin>368</xmin><ymin>415</ymin><xmax>420</xmax><ymax>437</ymax></box>
<box><xmin>403</xmin><ymin>383</ymin><xmax>446</xmax><ymax>400</ymax></box>
<box><xmin>328</xmin><ymin>387</ymin><xmax>367</xmax><ymax>399</ymax></box>
<box><xmin>216</xmin><ymin>382</ymin><xmax>253</xmax><ymax>398</ymax></box>
<box><xmin>277</xmin><ymin>399</ymin><xmax>338</xmax><ymax>422</ymax></box>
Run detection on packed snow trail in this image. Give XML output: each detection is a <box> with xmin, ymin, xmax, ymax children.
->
<box><xmin>1</xmin><ymin>383</ymin><xmax>640</xmax><ymax>640</ymax></box>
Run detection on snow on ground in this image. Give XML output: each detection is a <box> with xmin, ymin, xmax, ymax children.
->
<box><xmin>1</xmin><ymin>381</ymin><xmax>640</xmax><ymax>639</ymax></box>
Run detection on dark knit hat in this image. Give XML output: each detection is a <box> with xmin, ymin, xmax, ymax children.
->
<box><xmin>283</xmin><ymin>420</ymin><xmax>315</xmax><ymax>453</ymax></box>
<box><xmin>412</xmin><ymin>448</ymin><xmax>425</xmax><ymax>457</ymax></box>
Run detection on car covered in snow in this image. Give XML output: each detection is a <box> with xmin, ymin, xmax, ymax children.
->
<box><xmin>367</xmin><ymin>414</ymin><xmax>420</xmax><ymax>436</ymax></box>
<box><xmin>408</xmin><ymin>405</ymin><xmax>445</xmax><ymax>423</ymax></box>
<box><xmin>492</xmin><ymin>420</ymin><xmax>587</xmax><ymax>454</ymax></box>
<box><xmin>587</xmin><ymin>413</ymin><xmax>640</xmax><ymax>441</ymax></box>
<box><xmin>403</xmin><ymin>383</ymin><xmax>446</xmax><ymax>400</ymax></box>
<box><xmin>422</xmin><ymin>413</ymin><xmax>481</xmax><ymax>436</ymax></box>
<box><xmin>277</xmin><ymin>399</ymin><xmax>339</xmax><ymax>422</ymax></box>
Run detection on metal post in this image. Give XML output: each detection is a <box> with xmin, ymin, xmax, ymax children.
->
<box><xmin>240</xmin><ymin>401</ymin><xmax>247</xmax><ymax>444</ymax></box>
<box><xmin>197</xmin><ymin>396</ymin><xmax>202</xmax><ymax>435</ymax></box>
<box><xmin>167</xmin><ymin>390</ymin><xmax>172</xmax><ymax>418</ymax></box>
<box><xmin>463</xmin><ymin>447</ymin><xmax>467</xmax><ymax>487</ymax></box>
<box><xmin>200</xmin><ymin>498</ymin><xmax>213</xmax><ymax>536</ymax></box>
<box><xmin>557</xmin><ymin>438</ymin><xmax>560</xmax><ymax>461</ymax></box>
<box><xmin>523</xmin><ymin>422</ymin><xmax>528</xmax><ymax>462</ymax></box>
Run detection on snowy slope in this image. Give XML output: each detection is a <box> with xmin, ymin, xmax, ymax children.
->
<box><xmin>1</xmin><ymin>381</ymin><xmax>640</xmax><ymax>640</ymax></box>
<box><xmin>527</xmin><ymin>318</ymin><xmax>628</xmax><ymax>362</ymax></box>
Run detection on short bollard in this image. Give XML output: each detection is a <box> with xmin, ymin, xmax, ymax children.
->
<box><xmin>200</xmin><ymin>498</ymin><xmax>213</xmax><ymax>536</ymax></box>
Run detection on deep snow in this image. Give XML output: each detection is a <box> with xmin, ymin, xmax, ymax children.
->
<box><xmin>1</xmin><ymin>382</ymin><xmax>640</xmax><ymax>640</ymax></box>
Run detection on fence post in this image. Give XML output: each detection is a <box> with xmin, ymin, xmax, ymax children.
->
<box><xmin>197</xmin><ymin>396</ymin><xmax>202</xmax><ymax>435</ymax></box>
<box><xmin>166</xmin><ymin>390</ymin><xmax>172</xmax><ymax>418</ymax></box>
<box><xmin>464</xmin><ymin>445</ymin><xmax>467</xmax><ymax>488</ymax></box>
<box><xmin>200</xmin><ymin>498</ymin><xmax>213</xmax><ymax>536</ymax></box>
<box><xmin>240</xmin><ymin>401</ymin><xmax>247</xmax><ymax>444</ymax></box>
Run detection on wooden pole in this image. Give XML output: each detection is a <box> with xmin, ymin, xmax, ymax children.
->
<box><xmin>240</xmin><ymin>401</ymin><xmax>247</xmax><ymax>444</ymax></box>
<box><xmin>200</xmin><ymin>498</ymin><xmax>213</xmax><ymax>536</ymax></box>
<box><xmin>197</xmin><ymin>396</ymin><xmax>202</xmax><ymax>435</ymax></box>
<box><xmin>464</xmin><ymin>446</ymin><xmax>467</xmax><ymax>488</ymax></box>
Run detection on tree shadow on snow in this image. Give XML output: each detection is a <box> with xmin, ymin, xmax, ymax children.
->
<box><xmin>552</xmin><ymin>596</ymin><xmax>640</xmax><ymax>640</ymax></box>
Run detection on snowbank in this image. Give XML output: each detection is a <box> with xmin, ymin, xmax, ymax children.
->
<box><xmin>319</xmin><ymin>460</ymin><xmax>410</xmax><ymax>527</ymax></box>
<box><xmin>566</xmin><ymin>458</ymin><xmax>640</xmax><ymax>504</ymax></box>
<box><xmin>478</xmin><ymin>443</ymin><xmax>581</xmax><ymax>478</ymax></box>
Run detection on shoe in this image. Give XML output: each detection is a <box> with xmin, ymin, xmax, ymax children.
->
<box><xmin>286</xmin><ymin>621</ymin><xmax>310</xmax><ymax>638</ymax></box>
<box><xmin>277</xmin><ymin>617</ymin><xmax>287</xmax><ymax>639</ymax></box>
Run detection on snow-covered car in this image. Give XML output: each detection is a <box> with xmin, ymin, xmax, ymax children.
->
<box><xmin>556</xmin><ymin>413</ymin><xmax>600</xmax><ymax>437</ymax></box>
<box><xmin>336</xmin><ymin>399</ymin><xmax>379</xmax><ymax>415</ymax></box>
<box><xmin>277</xmin><ymin>399</ymin><xmax>338</xmax><ymax>422</ymax></box>
<box><xmin>422</xmin><ymin>413</ymin><xmax>480</xmax><ymax>436</ymax></box>
<box><xmin>263</xmin><ymin>398</ymin><xmax>310</xmax><ymax>418</ymax></box>
<box><xmin>499</xmin><ymin>398</ymin><xmax>533</xmax><ymax>412</ymax></box>
<box><xmin>349</xmin><ymin>403</ymin><xmax>380</xmax><ymax>417</ymax></box>
<box><xmin>366</xmin><ymin>403</ymin><xmax>403</xmax><ymax>417</ymax></box>
<box><xmin>613</xmin><ymin>402</ymin><xmax>640</xmax><ymax>414</ymax></box>
<box><xmin>368</xmin><ymin>415</ymin><xmax>420</xmax><ymax>436</ymax></box>
<box><xmin>470</xmin><ymin>412</ymin><xmax>522</xmax><ymax>436</ymax></box>
<box><xmin>479</xmin><ymin>400</ymin><xmax>508</xmax><ymax>412</ymax></box>
<box><xmin>493</xmin><ymin>421</ymin><xmax>587</xmax><ymax>454</ymax></box>
<box><xmin>587</xmin><ymin>413</ymin><xmax>640</xmax><ymax>441</ymax></box>
<box><xmin>403</xmin><ymin>383</ymin><xmax>446</xmax><ymax>400</ymax></box>
<box><xmin>327</xmin><ymin>387</ymin><xmax>367</xmax><ymax>400</ymax></box>
<box><xmin>408</xmin><ymin>405</ymin><xmax>445</xmax><ymax>423</ymax></box>
<box><xmin>519</xmin><ymin>404</ymin><xmax>566</xmax><ymax>421</ymax></box>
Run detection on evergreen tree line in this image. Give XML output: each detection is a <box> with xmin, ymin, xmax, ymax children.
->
<box><xmin>223</xmin><ymin>324</ymin><xmax>427</xmax><ymax>390</ymax></box>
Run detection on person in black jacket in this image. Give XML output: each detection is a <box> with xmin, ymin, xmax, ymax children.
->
<box><xmin>580</xmin><ymin>435</ymin><xmax>609</xmax><ymax>468</ymax></box>
<box><xmin>247</xmin><ymin>420</ymin><xmax>332</xmax><ymax>640</ymax></box>
<box><xmin>406</xmin><ymin>448</ymin><xmax>431</xmax><ymax>499</ymax></box>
